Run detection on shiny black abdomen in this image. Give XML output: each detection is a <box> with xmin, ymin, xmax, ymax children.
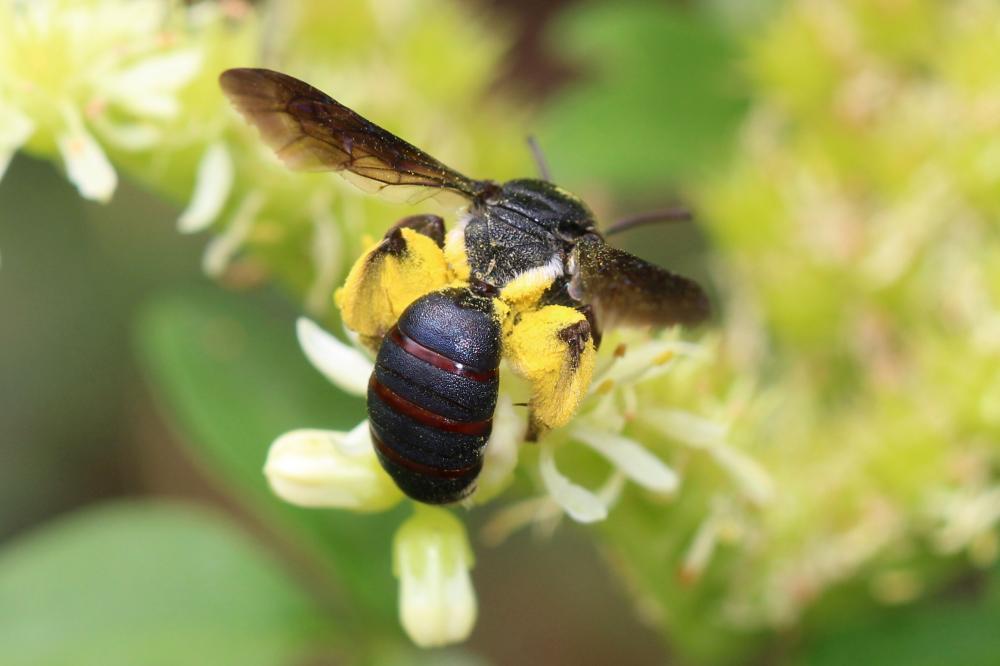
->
<box><xmin>368</xmin><ymin>288</ymin><xmax>501</xmax><ymax>504</ymax></box>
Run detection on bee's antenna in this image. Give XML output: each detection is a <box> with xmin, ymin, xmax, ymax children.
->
<box><xmin>604</xmin><ymin>206</ymin><xmax>694</xmax><ymax>236</ymax></box>
<box><xmin>526</xmin><ymin>135</ymin><xmax>552</xmax><ymax>182</ymax></box>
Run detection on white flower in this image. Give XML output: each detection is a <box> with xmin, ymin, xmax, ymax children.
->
<box><xmin>178</xmin><ymin>142</ymin><xmax>234</xmax><ymax>233</ymax></box>
<box><xmin>538</xmin><ymin>441</ymin><xmax>608</xmax><ymax>523</ymax></box>
<box><xmin>56</xmin><ymin>105</ymin><xmax>117</xmax><ymax>202</ymax></box>
<box><xmin>201</xmin><ymin>191</ymin><xmax>263</xmax><ymax>276</ymax></box>
<box><xmin>517</xmin><ymin>331</ymin><xmax>735</xmax><ymax>525</ymax></box>
<box><xmin>271</xmin><ymin>315</ymin><xmax>506</xmax><ymax>648</ymax></box>
<box><xmin>276</xmin><ymin>312</ymin><xmax>759</xmax><ymax>645</ymax></box>
<box><xmin>571</xmin><ymin>419</ymin><xmax>679</xmax><ymax>494</ymax></box>
<box><xmin>0</xmin><ymin>0</ymin><xmax>206</xmax><ymax>200</ymax></box>
<box><xmin>678</xmin><ymin>496</ymin><xmax>746</xmax><ymax>584</ymax></box>
<box><xmin>393</xmin><ymin>506</ymin><xmax>477</xmax><ymax>648</ymax></box>
<box><xmin>264</xmin><ymin>317</ymin><xmax>405</xmax><ymax>513</ymax></box>
<box><xmin>95</xmin><ymin>48</ymin><xmax>203</xmax><ymax>121</ymax></box>
<box><xmin>477</xmin><ymin>327</ymin><xmax>767</xmax><ymax>588</ymax></box>
<box><xmin>264</xmin><ymin>424</ymin><xmax>402</xmax><ymax>512</ymax></box>
<box><xmin>928</xmin><ymin>484</ymin><xmax>1000</xmax><ymax>557</ymax></box>
<box><xmin>641</xmin><ymin>407</ymin><xmax>774</xmax><ymax>506</ymax></box>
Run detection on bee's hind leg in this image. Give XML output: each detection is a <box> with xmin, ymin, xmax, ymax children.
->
<box><xmin>336</xmin><ymin>214</ymin><xmax>450</xmax><ymax>348</ymax></box>
<box><xmin>383</xmin><ymin>214</ymin><xmax>445</xmax><ymax>247</ymax></box>
<box><xmin>576</xmin><ymin>303</ymin><xmax>602</xmax><ymax>350</ymax></box>
<box><xmin>505</xmin><ymin>305</ymin><xmax>598</xmax><ymax>440</ymax></box>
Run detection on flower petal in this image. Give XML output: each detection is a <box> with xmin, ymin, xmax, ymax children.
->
<box><xmin>680</xmin><ymin>512</ymin><xmax>721</xmax><ymax>584</ymax></box>
<box><xmin>90</xmin><ymin>117</ymin><xmax>162</xmax><ymax>151</ymax></box>
<box><xmin>597</xmin><ymin>470</ymin><xmax>627</xmax><ymax>507</ymax></box>
<box><xmin>642</xmin><ymin>407</ymin><xmax>728</xmax><ymax>447</ymax></box>
<box><xmin>707</xmin><ymin>443</ymin><xmax>775</xmax><ymax>506</ymax></box>
<box><xmin>202</xmin><ymin>191</ymin><xmax>262</xmax><ymax>276</ymax></box>
<box><xmin>539</xmin><ymin>443</ymin><xmax>607</xmax><ymax>523</ymax></box>
<box><xmin>0</xmin><ymin>105</ymin><xmax>34</xmax><ymax>183</ymax></box>
<box><xmin>590</xmin><ymin>335</ymin><xmax>707</xmax><ymax>393</ymax></box>
<box><xmin>102</xmin><ymin>49</ymin><xmax>203</xmax><ymax>120</ymax></box>
<box><xmin>264</xmin><ymin>424</ymin><xmax>402</xmax><ymax>512</ymax></box>
<box><xmin>572</xmin><ymin>425</ymin><xmax>679</xmax><ymax>494</ymax></box>
<box><xmin>642</xmin><ymin>408</ymin><xmax>773</xmax><ymax>505</ymax></box>
<box><xmin>393</xmin><ymin>506</ymin><xmax>477</xmax><ymax>647</ymax></box>
<box><xmin>296</xmin><ymin>317</ymin><xmax>373</xmax><ymax>397</ymax></box>
<box><xmin>178</xmin><ymin>142</ymin><xmax>234</xmax><ymax>233</ymax></box>
<box><xmin>57</xmin><ymin>115</ymin><xmax>117</xmax><ymax>203</ymax></box>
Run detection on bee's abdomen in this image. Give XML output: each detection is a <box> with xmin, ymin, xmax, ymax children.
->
<box><xmin>368</xmin><ymin>289</ymin><xmax>501</xmax><ymax>504</ymax></box>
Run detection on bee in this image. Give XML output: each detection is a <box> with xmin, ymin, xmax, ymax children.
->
<box><xmin>220</xmin><ymin>68</ymin><xmax>709</xmax><ymax>504</ymax></box>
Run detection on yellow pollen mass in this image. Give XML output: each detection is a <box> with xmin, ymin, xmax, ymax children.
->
<box><xmin>335</xmin><ymin>228</ymin><xmax>449</xmax><ymax>346</ymax></box>
<box><xmin>443</xmin><ymin>226</ymin><xmax>471</xmax><ymax>282</ymax></box>
<box><xmin>504</xmin><ymin>305</ymin><xmax>596</xmax><ymax>432</ymax></box>
<box><xmin>499</xmin><ymin>265</ymin><xmax>558</xmax><ymax>311</ymax></box>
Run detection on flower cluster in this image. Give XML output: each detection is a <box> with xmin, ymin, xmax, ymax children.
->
<box><xmin>594</xmin><ymin>1</ymin><xmax>1000</xmax><ymax>660</ymax></box>
<box><xmin>264</xmin><ymin>311</ymin><xmax>757</xmax><ymax>646</ymax></box>
<box><xmin>9</xmin><ymin>0</ymin><xmax>1000</xmax><ymax>659</ymax></box>
<box><xmin>0</xmin><ymin>0</ymin><xmax>212</xmax><ymax>201</ymax></box>
<box><xmin>0</xmin><ymin>0</ymin><xmax>530</xmax><ymax>318</ymax></box>
<box><xmin>1</xmin><ymin>0</ymin><xmax>597</xmax><ymax>648</ymax></box>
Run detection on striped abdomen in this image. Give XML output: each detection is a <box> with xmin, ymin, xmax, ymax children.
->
<box><xmin>368</xmin><ymin>288</ymin><xmax>501</xmax><ymax>504</ymax></box>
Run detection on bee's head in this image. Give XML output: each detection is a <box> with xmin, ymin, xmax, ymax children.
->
<box><xmin>497</xmin><ymin>179</ymin><xmax>597</xmax><ymax>242</ymax></box>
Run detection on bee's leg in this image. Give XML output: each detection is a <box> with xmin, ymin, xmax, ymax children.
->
<box><xmin>335</xmin><ymin>217</ymin><xmax>450</xmax><ymax>349</ymax></box>
<box><xmin>384</xmin><ymin>214</ymin><xmax>445</xmax><ymax>247</ymax></box>
<box><xmin>576</xmin><ymin>303</ymin><xmax>602</xmax><ymax>350</ymax></box>
<box><xmin>504</xmin><ymin>305</ymin><xmax>598</xmax><ymax>440</ymax></box>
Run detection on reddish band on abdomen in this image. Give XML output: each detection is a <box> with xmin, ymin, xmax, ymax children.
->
<box><xmin>369</xmin><ymin>375</ymin><xmax>492</xmax><ymax>436</ymax></box>
<box><xmin>370</xmin><ymin>426</ymin><xmax>482</xmax><ymax>479</ymax></box>
<box><xmin>391</xmin><ymin>326</ymin><xmax>497</xmax><ymax>382</ymax></box>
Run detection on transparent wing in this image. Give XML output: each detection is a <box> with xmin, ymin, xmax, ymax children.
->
<box><xmin>571</xmin><ymin>235</ymin><xmax>710</xmax><ymax>329</ymax></box>
<box><xmin>219</xmin><ymin>68</ymin><xmax>485</xmax><ymax>202</ymax></box>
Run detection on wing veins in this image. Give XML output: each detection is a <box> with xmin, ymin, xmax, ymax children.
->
<box><xmin>220</xmin><ymin>67</ymin><xmax>483</xmax><ymax>201</ymax></box>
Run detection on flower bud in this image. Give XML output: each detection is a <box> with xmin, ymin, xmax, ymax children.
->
<box><xmin>393</xmin><ymin>506</ymin><xmax>477</xmax><ymax>647</ymax></box>
<box><xmin>264</xmin><ymin>423</ymin><xmax>402</xmax><ymax>512</ymax></box>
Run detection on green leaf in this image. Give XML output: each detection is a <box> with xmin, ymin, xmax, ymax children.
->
<box><xmin>798</xmin><ymin>571</ymin><xmax>1000</xmax><ymax>666</ymax></box>
<box><xmin>134</xmin><ymin>289</ymin><xmax>403</xmax><ymax>634</ymax></box>
<box><xmin>539</xmin><ymin>3</ymin><xmax>747</xmax><ymax>197</ymax></box>
<box><xmin>0</xmin><ymin>501</ymin><xmax>329</xmax><ymax>666</ymax></box>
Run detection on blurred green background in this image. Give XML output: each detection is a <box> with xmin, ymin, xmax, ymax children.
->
<box><xmin>2</xmin><ymin>1</ymin><xmax>999</xmax><ymax>665</ymax></box>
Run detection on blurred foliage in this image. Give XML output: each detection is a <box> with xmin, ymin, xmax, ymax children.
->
<box><xmin>0</xmin><ymin>0</ymin><xmax>533</xmax><ymax>662</ymax></box>
<box><xmin>2</xmin><ymin>0</ymin><xmax>1000</xmax><ymax>664</ymax></box>
<box><xmin>799</xmin><ymin>566</ymin><xmax>1000</xmax><ymax>666</ymax></box>
<box><xmin>135</xmin><ymin>289</ymin><xmax>404</xmax><ymax>632</ymax></box>
<box><xmin>0</xmin><ymin>0</ymin><xmax>532</xmax><ymax>309</ymax></box>
<box><xmin>547</xmin><ymin>1</ymin><xmax>1000</xmax><ymax>663</ymax></box>
<box><xmin>0</xmin><ymin>502</ymin><xmax>329</xmax><ymax>666</ymax></box>
<box><xmin>538</xmin><ymin>2</ymin><xmax>747</xmax><ymax>198</ymax></box>
<box><xmin>0</xmin><ymin>154</ymin><xmax>205</xmax><ymax>539</ymax></box>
